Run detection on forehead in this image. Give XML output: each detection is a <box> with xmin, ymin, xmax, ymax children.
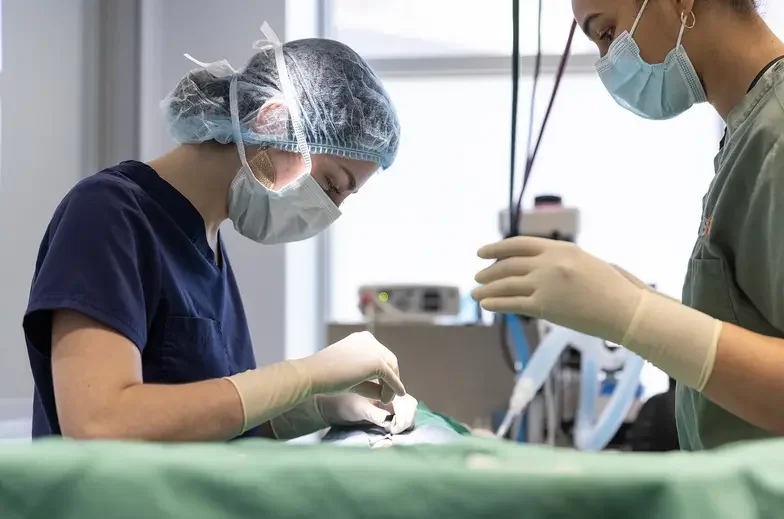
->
<box><xmin>572</xmin><ymin>0</ymin><xmax>619</xmax><ymax>20</ymax></box>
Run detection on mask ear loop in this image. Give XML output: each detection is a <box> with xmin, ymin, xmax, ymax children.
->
<box><xmin>253</xmin><ymin>22</ymin><xmax>313</xmax><ymax>177</ymax></box>
<box><xmin>229</xmin><ymin>76</ymin><xmax>256</xmax><ymax>193</ymax></box>
<box><xmin>677</xmin><ymin>10</ymin><xmax>696</xmax><ymax>48</ymax></box>
<box><xmin>629</xmin><ymin>0</ymin><xmax>650</xmax><ymax>37</ymax></box>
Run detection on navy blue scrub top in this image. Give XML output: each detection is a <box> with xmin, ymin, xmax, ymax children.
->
<box><xmin>23</xmin><ymin>161</ymin><xmax>258</xmax><ymax>438</ymax></box>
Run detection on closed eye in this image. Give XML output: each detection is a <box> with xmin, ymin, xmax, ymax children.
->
<box><xmin>598</xmin><ymin>27</ymin><xmax>615</xmax><ymax>44</ymax></box>
<box><xmin>324</xmin><ymin>177</ymin><xmax>340</xmax><ymax>195</ymax></box>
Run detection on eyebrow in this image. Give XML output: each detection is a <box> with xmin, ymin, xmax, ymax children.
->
<box><xmin>581</xmin><ymin>13</ymin><xmax>601</xmax><ymax>38</ymax></box>
<box><xmin>337</xmin><ymin>163</ymin><xmax>358</xmax><ymax>192</ymax></box>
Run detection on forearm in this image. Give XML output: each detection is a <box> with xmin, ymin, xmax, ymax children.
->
<box><xmin>67</xmin><ymin>373</ymin><xmax>292</xmax><ymax>442</ymax></box>
<box><xmin>624</xmin><ymin>291</ymin><xmax>784</xmax><ymax>434</ymax></box>
<box><xmin>71</xmin><ymin>378</ymin><xmax>246</xmax><ymax>441</ymax></box>
<box><xmin>703</xmin><ymin>323</ymin><xmax>784</xmax><ymax>435</ymax></box>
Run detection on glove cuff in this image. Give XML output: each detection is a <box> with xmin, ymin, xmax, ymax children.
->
<box><xmin>269</xmin><ymin>397</ymin><xmax>330</xmax><ymax>440</ymax></box>
<box><xmin>224</xmin><ymin>360</ymin><xmax>312</xmax><ymax>434</ymax></box>
<box><xmin>622</xmin><ymin>290</ymin><xmax>722</xmax><ymax>391</ymax></box>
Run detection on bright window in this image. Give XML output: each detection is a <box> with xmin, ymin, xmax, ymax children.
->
<box><xmin>328</xmin><ymin>0</ymin><xmax>597</xmax><ymax>57</ymax></box>
<box><xmin>761</xmin><ymin>2</ymin><xmax>784</xmax><ymax>34</ymax></box>
<box><xmin>329</xmin><ymin>73</ymin><xmax>718</xmax><ymax>323</ymax></box>
<box><xmin>326</xmin><ymin>2</ymin><xmax>724</xmax><ymax>398</ymax></box>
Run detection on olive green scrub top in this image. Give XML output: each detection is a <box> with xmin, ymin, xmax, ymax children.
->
<box><xmin>678</xmin><ymin>59</ymin><xmax>784</xmax><ymax>450</ymax></box>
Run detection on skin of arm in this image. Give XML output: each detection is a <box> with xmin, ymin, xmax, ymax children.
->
<box><xmin>704</xmin><ymin>323</ymin><xmax>784</xmax><ymax>435</ymax></box>
<box><xmin>52</xmin><ymin>309</ymin><xmax>276</xmax><ymax>441</ymax></box>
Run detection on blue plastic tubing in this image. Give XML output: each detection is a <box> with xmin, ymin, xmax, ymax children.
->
<box><xmin>514</xmin><ymin>326</ymin><xmax>644</xmax><ymax>451</ymax></box>
<box><xmin>573</xmin><ymin>338</ymin><xmax>644</xmax><ymax>451</ymax></box>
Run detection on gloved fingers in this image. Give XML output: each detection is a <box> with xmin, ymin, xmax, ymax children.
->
<box><xmin>388</xmin><ymin>415</ymin><xmax>413</xmax><ymax>435</ymax></box>
<box><xmin>373</xmin><ymin>399</ymin><xmax>394</xmax><ymax>414</ymax></box>
<box><xmin>474</xmin><ymin>257</ymin><xmax>536</xmax><ymax>285</ymax></box>
<box><xmin>379</xmin><ymin>381</ymin><xmax>400</xmax><ymax>405</ymax></box>
<box><xmin>380</xmin><ymin>352</ymin><xmax>400</xmax><ymax>379</ymax></box>
<box><xmin>477</xmin><ymin>236</ymin><xmax>550</xmax><ymax>260</ymax></box>
<box><xmin>471</xmin><ymin>276</ymin><xmax>535</xmax><ymax>301</ymax></box>
<box><xmin>376</xmin><ymin>361</ymin><xmax>405</xmax><ymax>404</ymax></box>
<box><xmin>350</xmin><ymin>374</ymin><xmax>404</xmax><ymax>404</ymax></box>
<box><xmin>478</xmin><ymin>296</ymin><xmax>536</xmax><ymax>316</ymax></box>
<box><xmin>361</xmin><ymin>334</ymin><xmax>402</xmax><ymax>402</ymax></box>
<box><xmin>359</xmin><ymin>401</ymin><xmax>394</xmax><ymax>428</ymax></box>
<box><xmin>350</xmin><ymin>380</ymin><xmax>384</xmax><ymax>401</ymax></box>
<box><xmin>387</xmin><ymin>395</ymin><xmax>417</xmax><ymax>434</ymax></box>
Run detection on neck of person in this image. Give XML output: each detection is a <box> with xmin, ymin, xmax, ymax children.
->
<box><xmin>148</xmin><ymin>143</ymin><xmax>238</xmax><ymax>254</ymax></box>
<box><xmin>691</xmin><ymin>13</ymin><xmax>784</xmax><ymax>121</ymax></box>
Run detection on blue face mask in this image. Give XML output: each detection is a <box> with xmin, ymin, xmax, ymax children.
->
<box><xmin>595</xmin><ymin>0</ymin><xmax>707</xmax><ymax>120</ymax></box>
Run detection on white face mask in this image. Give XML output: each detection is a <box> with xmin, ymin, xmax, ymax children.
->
<box><xmin>226</xmin><ymin>23</ymin><xmax>341</xmax><ymax>244</ymax></box>
<box><xmin>227</xmin><ymin>78</ymin><xmax>341</xmax><ymax>244</ymax></box>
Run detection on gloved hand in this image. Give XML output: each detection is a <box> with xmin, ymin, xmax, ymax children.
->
<box><xmin>610</xmin><ymin>264</ymin><xmax>682</xmax><ymax>304</ymax></box>
<box><xmin>386</xmin><ymin>394</ymin><xmax>418</xmax><ymax>434</ymax></box>
<box><xmin>471</xmin><ymin>237</ymin><xmax>721</xmax><ymax>391</ymax></box>
<box><xmin>471</xmin><ymin>237</ymin><xmax>643</xmax><ymax>344</ymax></box>
<box><xmin>611</xmin><ymin>263</ymin><xmax>649</xmax><ymax>290</ymax></box>
<box><xmin>270</xmin><ymin>394</ymin><xmax>390</xmax><ymax>440</ymax></box>
<box><xmin>298</xmin><ymin>331</ymin><xmax>405</xmax><ymax>404</ymax></box>
<box><xmin>270</xmin><ymin>393</ymin><xmax>419</xmax><ymax>440</ymax></box>
<box><xmin>225</xmin><ymin>332</ymin><xmax>406</xmax><ymax>434</ymax></box>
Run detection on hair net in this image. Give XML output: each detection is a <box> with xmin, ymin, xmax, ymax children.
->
<box><xmin>162</xmin><ymin>37</ymin><xmax>400</xmax><ymax>170</ymax></box>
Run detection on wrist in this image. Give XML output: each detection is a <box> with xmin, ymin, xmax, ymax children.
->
<box><xmin>621</xmin><ymin>290</ymin><xmax>722</xmax><ymax>391</ymax></box>
<box><xmin>224</xmin><ymin>360</ymin><xmax>312</xmax><ymax>434</ymax></box>
<box><xmin>288</xmin><ymin>357</ymin><xmax>317</xmax><ymax>395</ymax></box>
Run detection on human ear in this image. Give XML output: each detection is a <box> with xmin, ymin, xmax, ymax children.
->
<box><xmin>252</xmin><ymin>98</ymin><xmax>288</xmax><ymax>137</ymax></box>
<box><xmin>675</xmin><ymin>0</ymin><xmax>695</xmax><ymax>16</ymax></box>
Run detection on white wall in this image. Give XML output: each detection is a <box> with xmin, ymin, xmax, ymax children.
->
<box><xmin>0</xmin><ymin>0</ymin><xmax>95</xmax><ymax>404</ymax></box>
<box><xmin>139</xmin><ymin>0</ymin><xmax>325</xmax><ymax>366</ymax></box>
<box><xmin>0</xmin><ymin>1</ymin><xmax>325</xmax><ymax>429</ymax></box>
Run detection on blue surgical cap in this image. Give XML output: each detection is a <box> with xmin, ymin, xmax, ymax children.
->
<box><xmin>162</xmin><ymin>38</ymin><xmax>401</xmax><ymax>170</ymax></box>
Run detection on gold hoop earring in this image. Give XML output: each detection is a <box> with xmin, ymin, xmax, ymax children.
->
<box><xmin>681</xmin><ymin>10</ymin><xmax>696</xmax><ymax>29</ymax></box>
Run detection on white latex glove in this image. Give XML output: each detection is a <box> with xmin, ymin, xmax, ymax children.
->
<box><xmin>610</xmin><ymin>264</ymin><xmax>682</xmax><ymax>304</ymax></box>
<box><xmin>225</xmin><ymin>332</ymin><xmax>406</xmax><ymax>434</ymax></box>
<box><xmin>471</xmin><ymin>237</ymin><xmax>721</xmax><ymax>390</ymax></box>
<box><xmin>302</xmin><ymin>331</ymin><xmax>405</xmax><ymax>404</ymax></box>
<box><xmin>270</xmin><ymin>394</ymin><xmax>419</xmax><ymax>440</ymax></box>
<box><xmin>472</xmin><ymin>237</ymin><xmax>643</xmax><ymax>344</ymax></box>
<box><xmin>386</xmin><ymin>394</ymin><xmax>418</xmax><ymax>435</ymax></box>
<box><xmin>270</xmin><ymin>394</ymin><xmax>392</xmax><ymax>440</ymax></box>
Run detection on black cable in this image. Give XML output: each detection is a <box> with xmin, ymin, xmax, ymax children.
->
<box><xmin>525</xmin><ymin>0</ymin><xmax>543</xmax><ymax>172</ymax></box>
<box><xmin>498</xmin><ymin>0</ymin><xmax>523</xmax><ymax>372</ymax></box>
<box><xmin>513</xmin><ymin>19</ymin><xmax>577</xmax><ymax>225</ymax></box>
<box><xmin>508</xmin><ymin>0</ymin><xmax>521</xmax><ymax>239</ymax></box>
<box><xmin>510</xmin><ymin>0</ymin><xmax>541</xmax><ymax>240</ymax></box>
<box><xmin>528</xmin><ymin>21</ymin><xmax>577</xmax><ymax>184</ymax></box>
<box><xmin>500</xmin><ymin>17</ymin><xmax>577</xmax><ymax>373</ymax></box>
<box><xmin>501</xmin><ymin>0</ymin><xmax>543</xmax><ymax>374</ymax></box>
